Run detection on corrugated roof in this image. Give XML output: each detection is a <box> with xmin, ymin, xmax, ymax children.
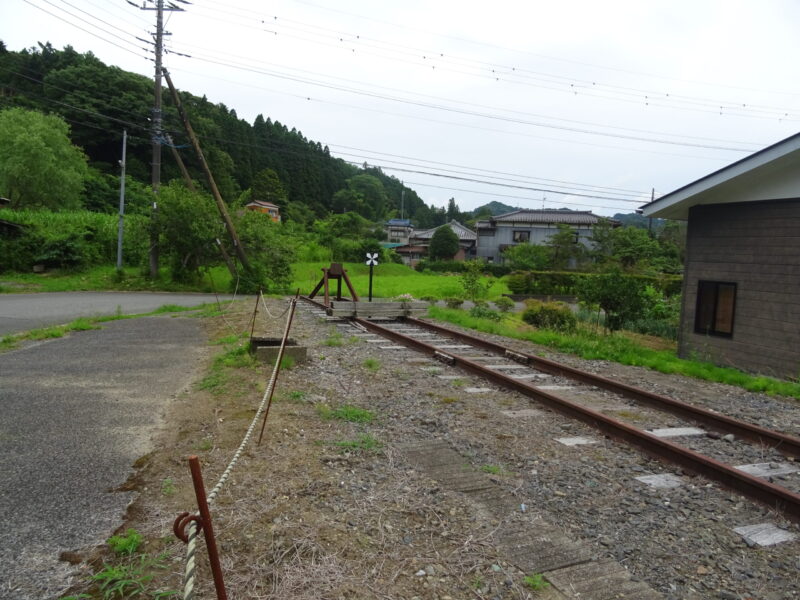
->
<box><xmin>413</xmin><ymin>219</ymin><xmax>477</xmax><ymax>241</ymax></box>
<box><xmin>386</xmin><ymin>218</ymin><xmax>412</xmax><ymax>226</ymax></box>
<box><xmin>476</xmin><ymin>209</ymin><xmax>607</xmax><ymax>227</ymax></box>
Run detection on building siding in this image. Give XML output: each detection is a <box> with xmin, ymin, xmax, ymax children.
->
<box><xmin>680</xmin><ymin>199</ymin><xmax>800</xmax><ymax>378</ymax></box>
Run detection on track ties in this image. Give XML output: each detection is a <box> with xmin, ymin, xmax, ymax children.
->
<box><xmin>402</xmin><ymin>441</ymin><xmax>662</xmax><ymax>599</ymax></box>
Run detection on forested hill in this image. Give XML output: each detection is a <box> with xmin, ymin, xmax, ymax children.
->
<box><xmin>0</xmin><ymin>42</ymin><xmax>451</xmax><ymax>226</ymax></box>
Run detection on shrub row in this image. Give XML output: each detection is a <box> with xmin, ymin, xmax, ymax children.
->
<box><xmin>0</xmin><ymin>209</ymin><xmax>149</xmax><ymax>271</ymax></box>
<box><xmin>506</xmin><ymin>270</ymin><xmax>682</xmax><ymax>297</ymax></box>
<box><xmin>414</xmin><ymin>259</ymin><xmax>512</xmax><ymax>277</ymax></box>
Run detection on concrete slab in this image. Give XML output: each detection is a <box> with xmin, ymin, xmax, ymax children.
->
<box><xmin>635</xmin><ymin>473</ymin><xmax>684</xmax><ymax>488</ymax></box>
<box><xmin>733</xmin><ymin>523</ymin><xmax>797</xmax><ymax>546</ymax></box>
<box><xmin>437</xmin><ymin>375</ymin><xmax>464</xmax><ymax>380</ymax></box>
<box><xmin>734</xmin><ymin>462</ymin><xmax>800</xmax><ymax>478</ymax></box>
<box><xmin>648</xmin><ymin>427</ymin><xmax>706</xmax><ymax>438</ymax></box>
<box><xmin>379</xmin><ymin>345</ymin><xmax>406</xmax><ymax>350</ymax></box>
<box><xmin>421</xmin><ymin>366</ymin><xmax>442</xmax><ymax>372</ymax></box>
<box><xmin>556</xmin><ymin>436</ymin><xmax>598</xmax><ymax>446</ymax></box>
<box><xmin>501</xmin><ymin>409</ymin><xmax>546</xmax><ymax>418</ymax></box>
<box><xmin>435</xmin><ymin>344</ymin><xmax>473</xmax><ymax>349</ymax></box>
<box><xmin>510</xmin><ymin>373</ymin><xmax>551</xmax><ymax>380</ymax></box>
<box><xmin>465</xmin><ymin>387</ymin><xmax>493</xmax><ymax>393</ymax></box>
<box><xmin>365</xmin><ymin>339</ymin><xmax>385</xmax><ymax>343</ymax></box>
<box><xmin>537</xmin><ymin>385</ymin><xmax>576</xmax><ymax>391</ymax></box>
<box><xmin>485</xmin><ymin>364</ymin><xmax>529</xmax><ymax>370</ymax></box>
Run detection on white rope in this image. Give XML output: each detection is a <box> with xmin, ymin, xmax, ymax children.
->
<box><xmin>182</xmin><ymin>296</ymin><xmax>297</xmax><ymax>599</ymax></box>
<box><xmin>259</xmin><ymin>291</ymin><xmax>291</xmax><ymax>324</ymax></box>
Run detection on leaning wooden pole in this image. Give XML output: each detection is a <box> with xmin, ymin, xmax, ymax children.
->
<box><xmin>162</xmin><ymin>68</ymin><xmax>252</xmax><ymax>271</ymax></box>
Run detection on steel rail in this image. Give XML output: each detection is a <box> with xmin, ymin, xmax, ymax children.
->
<box><xmin>403</xmin><ymin>317</ymin><xmax>800</xmax><ymax>457</ymax></box>
<box><xmin>346</xmin><ymin>315</ymin><xmax>800</xmax><ymax>522</ymax></box>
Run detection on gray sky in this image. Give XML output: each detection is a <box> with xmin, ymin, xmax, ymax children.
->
<box><xmin>3</xmin><ymin>0</ymin><xmax>800</xmax><ymax>216</ymax></box>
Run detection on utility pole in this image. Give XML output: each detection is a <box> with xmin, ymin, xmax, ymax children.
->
<box><xmin>648</xmin><ymin>188</ymin><xmax>654</xmax><ymax>236</ymax></box>
<box><xmin>400</xmin><ymin>183</ymin><xmax>405</xmax><ymax>220</ymax></box>
<box><xmin>142</xmin><ymin>0</ymin><xmax>184</xmax><ymax>278</ymax></box>
<box><xmin>163</xmin><ymin>68</ymin><xmax>251</xmax><ymax>271</ymax></box>
<box><xmin>116</xmin><ymin>129</ymin><xmax>127</xmax><ymax>270</ymax></box>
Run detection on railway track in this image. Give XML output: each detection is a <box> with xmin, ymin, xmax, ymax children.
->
<box><xmin>301</xmin><ymin>295</ymin><xmax>800</xmax><ymax>522</ymax></box>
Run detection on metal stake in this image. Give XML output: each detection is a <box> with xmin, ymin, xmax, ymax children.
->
<box><xmin>257</xmin><ymin>293</ymin><xmax>299</xmax><ymax>445</ymax></box>
<box><xmin>188</xmin><ymin>456</ymin><xmax>227</xmax><ymax>600</ymax></box>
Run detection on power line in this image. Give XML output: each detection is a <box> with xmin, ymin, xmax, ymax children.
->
<box><xmin>23</xmin><ymin>0</ymin><xmax>151</xmax><ymax>58</ymax></box>
<box><xmin>174</xmin><ymin>49</ymin><xmax>760</xmax><ymax>152</ymax></box>
<box><xmin>187</xmin><ymin>0</ymin><xmax>800</xmax><ymax>120</ymax></box>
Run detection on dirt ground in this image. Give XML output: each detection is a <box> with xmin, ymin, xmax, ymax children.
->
<box><xmin>59</xmin><ymin>297</ymin><xmax>800</xmax><ymax>600</ymax></box>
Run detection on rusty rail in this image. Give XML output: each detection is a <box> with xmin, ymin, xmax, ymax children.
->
<box><xmin>342</xmin><ymin>313</ymin><xmax>800</xmax><ymax>522</ymax></box>
<box><xmin>403</xmin><ymin>317</ymin><xmax>800</xmax><ymax>457</ymax></box>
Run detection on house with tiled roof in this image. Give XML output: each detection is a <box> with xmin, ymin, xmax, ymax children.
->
<box><xmin>394</xmin><ymin>220</ymin><xmax>477</xmax><ymax>266</ymax></box>
<box><xmin>474</xmin><ymin>209</ymin><xmax>613</xmax><ymax>263</ymax></box>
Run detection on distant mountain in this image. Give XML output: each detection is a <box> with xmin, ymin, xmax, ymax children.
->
<box><xmin>471</xmin><ymin>201</ymin><xmax>519</xmax><ymax>216</ymax></box>
<box><xmin>612</xmin><ymin>212</ymin><xmax>665</xmax><ymax>229</ymax></box>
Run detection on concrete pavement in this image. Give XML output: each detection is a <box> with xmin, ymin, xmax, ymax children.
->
<box><xmin>0</xmin><ymin>291</ymin><xmax>236</xmax><ymax>336</ymax></box>
<box><xmin>0</xmin><ymin>315</ymin><xmax>207</xmax><ymax>599</ymax></box>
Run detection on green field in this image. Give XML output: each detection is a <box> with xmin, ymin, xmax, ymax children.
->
<box><xmin>291</xmin><ymin>261</ymin><xmax>509</xmax><ymax>299</ymax></box>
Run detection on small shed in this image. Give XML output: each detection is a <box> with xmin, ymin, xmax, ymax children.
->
<box><xmin>641</xmin><ymin>132</ymin><xmax>800</xmax><ymax>379</ymax></box>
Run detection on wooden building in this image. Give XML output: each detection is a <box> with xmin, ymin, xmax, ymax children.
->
<box><xmin>641</xmin><ymin>133</ymin><xmax>800</xmax><ymax>379</ymax></box>
<box><xmin>245</xmin><ymin>200</ymin><xmax>281</xmax><ymax>223</ymax></box>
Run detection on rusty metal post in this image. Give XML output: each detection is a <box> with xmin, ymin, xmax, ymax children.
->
<box><xmin>323</xmin><ymin>269</ymin><xmax>330</xmax><ymax>306</ymax></box>
<box><xmin>249</xmin><ymin>289</ymin><xmax>261</xmax><ymax>341</ymax></box>
<box><xmin>257</xmin><ymin>294</ymin><xmax>299</xmax><ymax>445</ymax></box>
<box><xmin>188</xmin><ymin>456</ymin><xmax>228</xmax><ymax>600</ymax></box>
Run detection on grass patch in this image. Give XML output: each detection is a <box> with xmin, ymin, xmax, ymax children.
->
<box><xmin>90</xmin><ymin>553</ymin><xmax>178</xmax><ymax>599</ymax></box>
<box><xmin>522</xmin><ymin>573</ymin><xmax>550</xmax><ymax>591</ymax></box>
<box><xmin>0</xmin><ymin>317</ymin><xmax>101</xmax><ymax>351</ymax></box>
<box><xmin>333</xmin><ymin>433</ymin><xmax>382</xmax><ymax>453</ymax></box>
<box><xmin>362</xmin><ymin>358</ymin><xmax>381</xmax><ymax>372</ymax></box>
<box><xmin>107</xmin><ymin>529</ymin><xmax>143</xmax><ymax>556</ymax></box>
<box><xmin>428</xmin><ymin>306</ymin><xmax>800</xmax><ymax>399</ymax></box>
<box><xmin>324</xmin><ymin>331</ymin><xmax>344</xmax><ymax>347</ymax></box>
<box><xmin>160</xmin><ymin>478</ymin><xmax>176</xmax><ymax>496</ymax></box>
<box><xmin>292</xmin><ymin>261</ymin><xmax>509</xmax><ymax>300</ymax></box>
<box><xmin>480</xmin><ymin>464</ymin><xmax>506</xmax><ymax>475</ymax></box>
<box><xmin>0</xmin><ymin>264</ymin><xmax>233</xmax><ymax>294</ymax></box>
<box><xmin>317</xmin><ymin>403</ymin><xmax>375</xmax><ymax>423</ymax></box>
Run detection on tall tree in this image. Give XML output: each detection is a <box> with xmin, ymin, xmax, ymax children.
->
<box><xmin>0</xmin><ymin>107</ymin><xmax>88</xmax><ymax>209</ymax></box>
<box><xmin>429</xmin><ymin>225</ymin><xmax>460</xmax><ymax>260</ymax></box>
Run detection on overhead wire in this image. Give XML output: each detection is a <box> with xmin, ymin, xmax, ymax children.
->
<box><xmin>22</xmin><ymin>0</ymin><xmax>153</xmax><ymax>60</ymax></box>
<box><xmin>187</xmin><ymin>0</ymin><xmax>800</xmax><ymax>121</ymax></box>
<box><xmin>171</xmin><ymin>49</ymin><xmax>760</xmax><ymax>152</ymax></box>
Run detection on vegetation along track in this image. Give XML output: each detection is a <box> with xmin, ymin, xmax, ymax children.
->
<box><xmin>301</xmin><ymin>295</ymin><xmax>800</xmax><ymax>522</ymax></box>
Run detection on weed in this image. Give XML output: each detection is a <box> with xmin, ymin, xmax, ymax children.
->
<box><xmin>195</xmin><ymin>438</ymin><xmax>213</xmax><ymax>451</ymax></box>
<box><xmin>107</xmin><ymin>529</ymin><xmax>143</xmax><ymax>556</ymax></box>
<box><xmin>216</xmin><ymin>345</ymin><xmax>257</xmax><ymax>369</ymax></box>
<box><xmin>522</xmin><ymin>573</ymin><xmax>550</xmax><ymax>590</ymax></box>
<box><xmin>440</xmin><ymin>397</ymin><xmax>459</xmax><ymax>404</ymax></box>
<box><xmin>470</xmin><ymin>575</ymin><xmax>484</xmax><ymax>590</ymax></box>
<box><xmin>324</xmin><ymin>331</ymin><xmax>344</xmax><ymax>347</ymax></box>
<box><xmin>480</xmin><ymin>464</ymin><xmax>504</xmax><ymax>475</ymax></box>
<box><xmin>211</xmin><ymin>333</ymin><xmax>242</xmax><ymax>346</ymax></box>
<box><xmin>197</xmin><ymin>370</ymin><xmax>229</xmax><ymax>394</ymax></box>
<box><xmin>333</xmin><ymin>433</ymin><xmax>382</xmax><ymax>453</ymax></box>
<box><xmin>450</xmin><ymin>378</ymin><xmax>466</xmax><ymax>387</ymax></box>
<box><xmin>281</xmin><ymin>390</ymin><xmax>307</xmax><ymax>403</ymax></box>
<box><xmin>317</xmin><ymin>404</ymin><xmax>375</xmax><ymax>423</ymax></box>
<box><xmin>60</xmin><ymin>595</ymin><xmax>90</xmax><ymax>600</ymax></box>
<box><xmin>279</xmin><ymin>355</ymin><xmax>295</xmax><ymax>369</ymax></box>
<box><xmin>91</xmin><ymin>554</ymin><xmax>177</xmax><ymax>599</ymax></box>
<box><xmin>362</xmin><ymin>358</ymin><xmax>381</xmax><ymax>372</ymax></box>
<box><xmin>161</xmin><ymin>478</ymin><xmax>176</xmax><ymax>496</ymax></box>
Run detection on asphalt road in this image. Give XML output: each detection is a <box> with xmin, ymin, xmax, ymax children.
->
<box><xmin>0</xmin><ymin>314</ymin><xmax>207</xmax><ymax>599</ymax></box>
<box><xmin>0</xmin><ymin>291</ymin><xmax>236</xmax><ymax>336</ymax></box>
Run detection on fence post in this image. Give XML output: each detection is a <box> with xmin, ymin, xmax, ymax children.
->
<box><xmin>188</xmin><ymin>455</ymin><xmax>228</xmax><ymax>600</ymax></box>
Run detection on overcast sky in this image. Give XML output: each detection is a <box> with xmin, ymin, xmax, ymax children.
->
<box><xmin>3</xmin><ymin>0</ymin><xmax>800</xmax><ymax>217</ymax></box>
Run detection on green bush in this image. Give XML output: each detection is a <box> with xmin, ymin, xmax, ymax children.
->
<box><xmin>576</xmin><ymin>269</ymin><xmax>647</xmax><ymax>332</ymax></box>
<box><xmin>521</xmin><ymin>299</ymin><xmax>576</xmax><ymax>331</ymax></box>
<box><xmin>415</xmin><ymin>259</ymin><xmax>511</xmax><ymax>277</ymax></box>
<box><xmin>503</xmin><ymin>269</ymin><xmax>682</xmax><ymax>297</ymax></box>
<box><xmin>493</xmin><ymin>296</ymin><xmax>515</xmax><ymax>312</ymax></box>
<box><xmin>469</xmin><ymin>305</ymin><xmax>501</xmax><ymax>321</ymax></box>
<box><xmin>444</xmin><ymin>297</ymin><xmax>464</xmax><ymax>309</ymax></box>
<box><xmin>0</xmin><ymin>208</ymin><xmax>149</xmax><ymax>272</ymax></box>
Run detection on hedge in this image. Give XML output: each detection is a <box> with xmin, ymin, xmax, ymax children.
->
<box><xmin>414</xmin><ymin>259</ymin><xmax>512</xmax><ymax>277</ymax></box>
<box><xmin>505</xmin><ymin>270</ymin><xmax>682</xmax><ymax>297</ymax></box>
